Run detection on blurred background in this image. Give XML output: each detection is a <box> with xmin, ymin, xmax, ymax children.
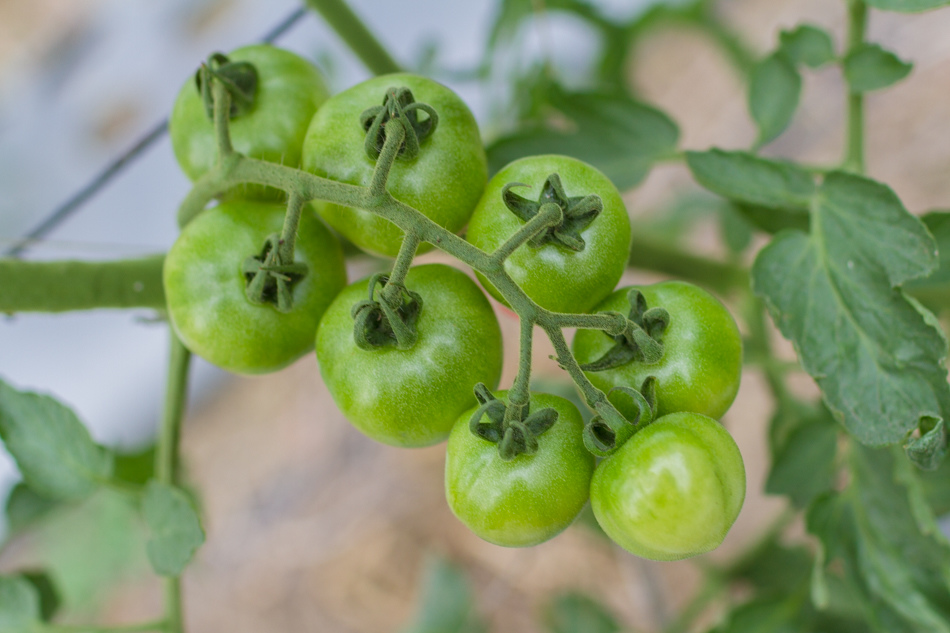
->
<box><xmin>2</xmin><ymin>0</ymin><xmax>950</xmax><ymax>631</ymax></box>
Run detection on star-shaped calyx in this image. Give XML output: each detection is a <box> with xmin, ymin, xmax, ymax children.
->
<box><xmin>502</xmin><ymin>173</ymin><xmax>603</xmax><ymax>251</ymax></box>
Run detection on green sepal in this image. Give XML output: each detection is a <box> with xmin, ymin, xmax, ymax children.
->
<box><xmin>467</xmin><ymin>384</ymin><xmax>559</xmax><ymax>461</ymax></box>
<box><xmin>242</xmin><ymin>233</ymin><xmax>309</xmax><ymax>313</ymax></box>
<box><xmin>351</xmin><ymin>273</ymin><xmax>423</xmax><ymax>350</ymax></box>
<box><xmin>583</xmin><ymin>378</ymin><xmax>656</xmax><ymax>457</ymax></box>
<box><xmin>196</xmin><ymin>52</ymin><xmax>258</xmax><ymax>120</ymax></box>
<box><xmin>502</xmin><ymin>173</ymin><xmax>602</xmax><ymax>252</ymax></box>
<box><xmin>580</xmin><ymin>289</ymin><xmax>668</xmax><ymax>371</ymax></box>
<box><xmin>361</xmin><ymin>86</ymin><xmax>439</xmax><ymax>160</ymax></box>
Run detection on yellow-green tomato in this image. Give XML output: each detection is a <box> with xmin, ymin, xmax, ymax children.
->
<box><xmin>170</xmin><ymin>44</ymin><xmax>329</xmax><ymax>199</ymax></box>
<box><xmin>164</xmin><ymin>200</ymin><xmax>346</xmax><ymax>374</ymax></box>
<box><xmin>572</xmin><ymin>281</ymin><xmax>742</xmax><ymax>420</ymax></box>
<box><xmin>445</xmin><ymin>392</ymin><xmax>595</xmax><ymax>547</ymax></box>
<box><xmin>590</xmin><ymin>412</ymin><xmax>746</xmax><ymax>561</ymax></box>
<box><xmin>465</xmin><ymin>155</ymin><xmax>631</xmax><ymax>314</ymax></box>
<box><xmin>301</xmin><ymin>73</ymin><xmax>487</xmax><ymax>257</ymax></box>
<box><xmin>316</xmin><ymin>264</ymin><xmax>503</xmax><ymax>447</ymax></box>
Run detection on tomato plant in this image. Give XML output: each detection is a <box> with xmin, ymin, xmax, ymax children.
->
<box><xmin>316</xmin><ymin>264</ymin><xmax>503</xmax><ymax>447</ymax></box>
<box><xmin>302</xmin><ymin>73</ymin><xmax>488</xmax><ymax>257</ymax></box>
<box><xmin>572</xmin><ymin>281</ymin><xmax>743</xmax><ymax>421</ymax></box>
<box><xmin>465</xmin><ymin>154</ymin><xmax>631</xmax><ymax>314</ymax></box>
<box><xmin>164</xmin><ymin>199</ymin><xmax>346</xmax><ymax>374</ymax></box>
<box><xmin>5</xmin><ymin>2</ymin><xmax>950</xmax><ymax>632</ymax></box>
<box><xmin>444</xmin><ymin>391</ymin><xmax>594</xmax><ymax>547</ymax></box>
<box><xmin>170</xmin><ymin>44</ymin><xmax>329</xmax><ymax>200</ymax></box>
<box><xmin>590</xmin><ymin>411</ymin><xmax>746</xmax><ymax>561</ymax></box>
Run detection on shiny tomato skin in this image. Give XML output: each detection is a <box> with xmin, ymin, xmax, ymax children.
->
<box><xmin>590</xmin><ymin>411</ymin><xmax>746</xmax><ymax>561</ymax></box>
<box><xmin>572</xmin><ymin>281</ymin><xmax>742</xmax><ymax>421</ymax></box>
<box><xmin>302</xmin><ymin>73</ymin><xmax>487</xmax><ymax>257</ymax></box>
<box><xmin>316</xmin><ymin>264</ymin><xmax>503</xmax><ymax>447</ymax></box>
<box><xmin>445</xmin><ymin>391</ymin><xmax>594</xmax><ymax>547</ymax></box>
<box><xmin>164</xmin><ymin>200</ymin><xmax>346</xmax><ymax>374</ymax></box>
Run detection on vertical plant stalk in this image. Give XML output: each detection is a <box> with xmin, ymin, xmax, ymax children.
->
<box><xmin>844</xmin><ymin>0</ymin><xmax>868</xmax><ymax>173</ymax></box>
<box><xmin>304</xmin><ymin>0</ymin><xmax>402</xmax><ymax>75</ymax></box>
<box><xmin>156</xmin><ymin>332</ymin><xmax>193</xmax><ymax>633</ymax></box>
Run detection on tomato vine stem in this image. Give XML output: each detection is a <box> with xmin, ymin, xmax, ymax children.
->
<box><xmin>843</xmin><ymin>0</ymin><xmax>867</xmax><ymax>174</ymax></box>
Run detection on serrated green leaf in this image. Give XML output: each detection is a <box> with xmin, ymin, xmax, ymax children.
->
<box><xmin>905</xmin><ymin>417</ymin><xmax>947</xmax><ymax>470</ymax></box>
<box><xmin>766</xmin><ymin>408</ymin><xmax>837</xmax><ymax>507</ymax></box>
<box><xmin>487</xmin><ymin>87</ymin><xmax>679</xmax><ymax>190</ymax></box>
<box><xmin>807</xmin><ymin>445</ymin><xmax>950</xmax><ymax>633</ymax></box>
<box><xmin>865</xmin><ymin>0</ymin><xmax>950</xmax><ymax>11</ymax></box>
<box><xmin>142</xmin><ymin>480</ymin><xmax>205</xmax><ymax>577</ymax></box>
<box><xmin>752</xmin><ymin>172</ymin><xmax>948</xmax><ymax>446</ymax></box>
<box><xmin>711</xmin><ymin>595</ymin><xmax>803</xmax><ymax>633</ymax></box>
<box><xmin>686</xmin><ymin>149</ymin><xmax>814</xmax><ymax>211</ymax></box>
<box><xmin>0</xmin><ymin>379</ymin><xmax>113</xmax><ymax>500</ymax></box>
<box><xmin>749</xmin><ymin>52</ymin><xmax>802</xmax><ymax>145</ymax></box>
<box><xmin>779</xmin><ymin>24</ymin><xmax>836</xmax><ymax>68</ymax></box>
<box><xmin>0</xmin><ymin>576</ymin><xmax>41</xmax><ymax>633</ymax></box>
<box><xmin>843</xmin><ymin>43</ymin><xmax>913</xmax><ymax>93</ymax></box>
<box><xmin>544</xmin><ymin>592</ymin><xmax>620</xmax><ymax>633</ymax></box>
<box><xmin>402</xmin><ymin>556</ymin><xmax>484</xmax><ymax>633</ymax></box>
<box><xmin>734</xmin><ymin>203</ymin><xmax>810</xmax><ymax>234</ymax></box>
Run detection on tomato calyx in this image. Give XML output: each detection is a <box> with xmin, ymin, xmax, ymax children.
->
<box><xmin>468</xmin><ymin>384</ymin><xmax>559</xmax><ymax>461</ymax></box>
<box><xmin>360</xmin><ymin>87</ymin><xmax>439</xmax><ymax>161</ymax></box>
<box><xmin>350</xmin><ymin>273</ymin><xmax>423</xmax><ymax>350</ymax></box>
<box><xmin>195</xmin><ymin>53</ymin><xmax>259</xmax><ymax>120</ymax></box>
<box><xmin>580</xmin><ymin>289</ymin><xmax>670</xmax><ymax>369</ymax></box>
<box><xmin>501</xmin><ymin>173</ymin><xmax>603</xmax><ymax>252</ymax></box>
<box><xmin>242</xmin><ymin>232</ymin><xmax>309</xmax><ymax>313</ymax></box>
<box><xmin>584</xmin><ymin>377</ymin><xmax>658</xmax><ymax>457</ymax></box>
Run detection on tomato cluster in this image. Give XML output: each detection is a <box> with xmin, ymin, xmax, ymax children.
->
<box><xmin>165</xmin><ymin>44</ymin><xmax>746</xmax><ymax>561</ymax></box>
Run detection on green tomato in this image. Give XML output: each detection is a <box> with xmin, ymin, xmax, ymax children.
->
<box><xmin>316</xmin><ymin>264</ymin><xmax>503</xmax><ymax>447</ymax></box>
<box><xmin>170</xmin><ymin>44</ymin><xmax>329</xmax><ymax>199</ymax></box>
<box><xmin>445</xmin><ymin>392</ymin><xmax>594</xmax><ymax>547</ymax></box>
<box><xmin>465</xmin><ymin>155</ymin><xmax>631</xmax><ymax>314</ymax></box>
<box><xmin>590</xmin><ymin>411</ymin><xmax>746</xmax><ymax>561</ymax></box>
<box><xmin>301</xmin><ymin>73</ymin><xmax>487</xmax><ymax>257</ymax></box>
<box><xmin>164</xmin><ymin>200</ymin><xmax>346</xmax><ymax>374</ymax></box>
<box><xmin>572</xmin><ymin>281</ymin><xmax>742</xmax><ymax>420</ymax></box>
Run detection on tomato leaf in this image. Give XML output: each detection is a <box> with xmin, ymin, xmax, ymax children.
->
<box><xmin>904</xmin><ymin>211</ymin><xmax>950</xmax><ymax>312</ymax></box>
<box><xmin>865</xmin><ymin>0</ymin><xmax>950</xmax><ymax>11</ymax></box>
<box><xmin>807</xmin><ymin>445</ymin><xmax>950</xmax><ymax>632</ymax></box>
<box><xmin>843</xmin><ymin>43</ymin><xmax>913</xmax><ymax>93</ymax></box>
<box><xmin>779</xmin><ymin>24</ymin><xmax>836</xmax><ymax>68</ymax></box>
<box><xmin>487</xmin><ymin>88</ymin><xmax>679</xmax><ymax>190</ymax></box>
<box><xmin>0</xmin><ymin>379</ymin><xmax>113</xmax><ymax>500</ymax></box>
<box><xmin>766</xmin><ymin>407</ymin><xmax>838</xmax><ymax>507</ymax></box>
<box><xmin>401</xmin><ymin>556</ymin><xmax>484</xmax><ymax>633</ymax></box>
<box><xmin>904</xmin><ymin>417</ymin><xmax>947</xmax><ymax>471</ymax></box>
<box><xmin>685</xmin><ymin>149</ymin><xmax>814</xmax><ymax>214</ymax></box>
<box><xmin>748</xmin><ymin>52</ymin><xmax>802</xmax><ymax>145</ymax></box>
<box><xmin>4</xmin><ymin>483</ymin><xmax>59</xmax><ymax>533</ymax></box>
<box><xmin>17</xmin><ymin>572</ymin><xmax>59</xmax><ymax>622</ymax></box>
<box><xmin>752</xmin><ymin>172</ymin><xmax>949</xmax><ymax>446</ymax></box>
<box><xmin>0</xmin><ymin>576</ymin><xmax>41</xmax><ymax>633</ymax></box>
<box><xmin>544</xmin><ymin>592</ymin><xmax>621</xmax><ymax>633</ymax></box>
<box><xmin>142</xmin><ymin>480</ymin><xmax>205</xmax><ymax>577</ymax></box>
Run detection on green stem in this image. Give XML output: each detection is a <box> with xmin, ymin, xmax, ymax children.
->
<box><xmin>489</xmin><ymin>203</ymin><xmax>562</xmax><ymax>265</ymax></box>
<box><xmin>156</xmin><ymin>333</ymin><xmax>192</xmax><ymax>633</ymax></box>
<box><xmin>543</xmin><ymin>325</ymin><xmax>607</xmax><ymax>410</ymax></box>
<box><xmin>47</xmin><ymin>621</ymin><xmax>168</xmax><ymax>633</ymax></box>
<box><xmin>744</xmin><ymin>293</ymin><xmax>789</xmax><ymax>406</ymax></box>
<box><xmin>277</xmin><ymin>192</ymin><xmax>305</xmax><ymax>262</ymax></box>
<box><xmin>543</xmin><ymin>311</ymin><xmax>626</xmax><ymax>334</ymax></box>
<box><xmin>212</xmin><ymin>81</ymin><xmax>233</xmax><ymax>160</ymax></box>
<box><xmin>844</xmin><ymin>0</ymin><xmax>868</xmax><ymax>173</ymax></box>
<box><xmin>304</xmin><ymin>0</ymin><xmax>401</xmax><ymax>75</ymax></box>
<box><xmin>368</xmin><ymin>119</ymin><xmax>405</xmax><ymax>198</ymax></box>
<box><xmin>508</xmin><ymin>317</ymin><xmax>535</xmax><ymax>414</ymax></box>
<box><xmin>380</xmin><ymin>232</ymin><xmax>420</xmax><ymax>307</ymax></box>
<box><xmin>628</xmin><ymin>232</ymin><xmax>748</xmax><ymax>292</ymax></box>
<box><xmin>0</xmin><ymin>255</ymin><xmax>166</xmax><ymax>313</ymax></box>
